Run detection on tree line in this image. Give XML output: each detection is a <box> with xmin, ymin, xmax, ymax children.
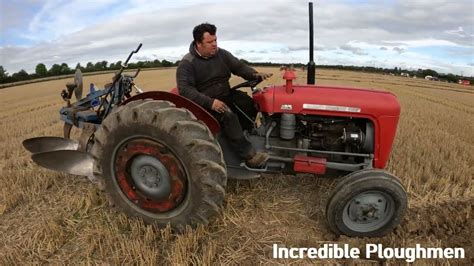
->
<box><xmin>0</xmin><ymin>59</ymin><xmax>176</xmax><ymax>84</ymax></box>
<box><xmin>243</xmin><ymin>60</ymin><xmax>472</xmax><ymax>84</ymax></box>
<box><xmin>0</xmin><ymin>59</ymin><xmax>472</xmax><ymax>85</ymax></box>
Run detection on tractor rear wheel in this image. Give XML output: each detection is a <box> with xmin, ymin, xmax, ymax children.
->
<box><xmin>326</xmin><ymin>170</ymin><xmax>407</xmax><ymax>237</ymax></box>
<box><xmin>90</xmin><ymin>100</ymin><xmax>227</xmax><ymax>232</ymax></box>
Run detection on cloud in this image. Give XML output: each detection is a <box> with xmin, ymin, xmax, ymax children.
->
<box><xmin>383</xmin><ymin>39</ymin><xmax>461</xmax><ymax>48</ymax></box>
<box><xmin>286</xmin><ymin>45</ymin><xmax>326</xmax><ymax>52</ymax></box>
<box><xmin>0</xmin><ymin>0</ymin><xmax>472</xmax><ymax>76</ymax></box>
<box><xmin>445</xmin><ymin>26</ymin><xmax>466</xmax><ymax>37</ymax></box>
<box><xmin>27</xmin><ymin>0</ymin><xmax>125</xmax><ymax>39</ymax></box>
<box><xmin>393</xmin><ymin>47</ymin><xmax>405</xmax><ymax>54</ymax></box>
<box><xmin>339</xmin><ymin>44</ymin><xmax>368</xmax><ymax>55</ymax></box>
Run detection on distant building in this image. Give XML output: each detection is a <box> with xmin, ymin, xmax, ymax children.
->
<box><xmin>458</xmin><ymin>79</ymin><xmax>471</xmax><ymax>85</ymax></box>
<box><xmin>425</xmin><ymin>75</ymin><xmax>438</xmax><ymax>81</ymax></box>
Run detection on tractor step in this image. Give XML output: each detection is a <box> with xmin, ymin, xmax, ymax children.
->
<box><xmin>31</xmin><ymin>150</ymin><xmax>93</xmax><ymax>177</ymax></box>
<box><xmin>23</xmin><ymin>136</ymin><xmax>79</xmax><ymax>154</ymax></box>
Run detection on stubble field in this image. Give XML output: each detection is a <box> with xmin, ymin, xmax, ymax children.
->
<box><xmin>0</xmin><ymin>67</ymin><xmax>472</xmax><ymax>264</ymax></box>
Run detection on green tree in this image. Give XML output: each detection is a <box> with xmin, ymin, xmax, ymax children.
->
<box><xmin>443</xmin><ymin>73</ymin><xmax>458</xmax><ymax>83</ymax></box>
<box><xmin>161</xmin><ymin>59</ymin><xmax>173</xmax><ymax>67</ymax></box>
<box><xmin>48</xmin><ymin>64</ymin><xmax>62</xmax><ymax>76</ymax></box>
<box><xmin>60</xmin><ymin>63</ymin><xmax>71</xmax><ymax>74</ymax></box>
<box><xmin>94</xmin><ymin>61</ymin><xmax>102</xmax><ymax>70</ymax></box>
<box><xmin>93</xmin><ymin>60</ymin><xmax>108</xmax><ymax>70</ymax></box>
<box><xmin>113</xmin><ymin>60</ymin><xmax>122</xmax><ymax>69</ymax></box>
<box><xmin>422</xmin><ymin>69</ymin><xmax>438</xmax><ymax>77</ymax></box>
<box><xmin>153</xmin><ymin>59</ymin><xmax>162</xmax><ymax>67</ymax></box>
<box><xmin>94</xmin><ymin>61</ymin><xmax>108</xmax><ymax>71</ymax></box>
<box><xmin>35</xmin><ymin>63</ymin><xmax>48</xmax><ymax>77</ymax></box>
<box><xmin>136</xmin><ymin>61</ymin><xmax>145</xmax><ymax>68</ymax></box>
<box><xmin>11</xmin><ymin>69</ymin><xmax>30</xmax><ymax>82</ymax></box>
<box><xmin>393</xmin><ymin>67</ymin><xmax>401</xmax><ymax>75</ymax></box>
<box><xmin>0</xmin><ymin>66</ymin><xmax>8</xmax><ymax>83</ymax></box>
<box><xmin>85</xmin><ymin>62</ymin><xmax>94</xmax><ymax>72</ymax></box>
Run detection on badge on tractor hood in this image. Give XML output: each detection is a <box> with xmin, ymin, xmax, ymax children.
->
<box><xmin>303</xmin><ymin>104</ymin><xmax>361</xmax><ymax>113</ymax></box>
<box><xmin>280</xmin><ymin>104</ymin><xmax>293</xmax><ymax>110</ymax></box>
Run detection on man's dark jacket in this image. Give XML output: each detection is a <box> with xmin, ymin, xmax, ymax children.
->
<box><xmin>176</xmin><ymin>42</ymin><xmax>257</xmax><ymax>109</ymax></box>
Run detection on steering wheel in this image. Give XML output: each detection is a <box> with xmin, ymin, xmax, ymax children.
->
<box><xmin>230</xmin><ymin>76</ymin><xmax>264</xmax><ymax>92</ymax></box>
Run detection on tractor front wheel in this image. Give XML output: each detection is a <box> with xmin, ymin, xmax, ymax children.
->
<box><xmin>91</xmin><ymin>100</ymin><xmax>227</xmax><ymax>232</ymax></box>
<box><xmin>326</xmin><ymin>170</ymin><xmax>407</xmax><ymax>237</ymax></box>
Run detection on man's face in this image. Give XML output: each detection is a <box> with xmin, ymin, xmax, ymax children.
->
<box><xmin>196</xmin><ymin>32</ymin><xmax>217</xmax><ymax>57</ymax></box>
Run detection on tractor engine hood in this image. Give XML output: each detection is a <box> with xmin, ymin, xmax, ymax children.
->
<box><xmin>253</xmin><ymin>84</ymin><xmax>400</xmax><ymax>169</ymax></box>
<box><xmin>254</xmin><ymin>84</ymin><xmax>400</xmax><ymax>118</ymax></box>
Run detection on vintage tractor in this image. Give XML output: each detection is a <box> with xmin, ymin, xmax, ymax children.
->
<box><xmin>23</xmin><ymin>3</ymin><xmax>407</xmax><ymax>237</ymax></box>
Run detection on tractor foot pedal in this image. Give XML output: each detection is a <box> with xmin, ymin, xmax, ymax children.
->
<box><xmin>240</xmin><ymin>161</ymin><xmax>284</xmax><ymax>172</ymax></box>
<box><xmin>23</xmin><ymin>136</ymin><xmax>79</xmax><ymax>154</ymax></box>
<box><xmin>241</xmin><ymin>162</ymin><xmax>268</xmax><ymax>172</ymax></box>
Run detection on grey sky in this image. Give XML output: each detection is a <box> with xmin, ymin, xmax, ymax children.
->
<box><xmin>0</xmin><ymin>0</ymin><xmax>472</xmax><ymax>75</ymax></box>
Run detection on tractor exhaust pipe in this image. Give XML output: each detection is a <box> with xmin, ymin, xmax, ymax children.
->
<box><xmin>307</xmin><ymin>1</ymin><xmax>316</xmax><ymax>85</ymax></box>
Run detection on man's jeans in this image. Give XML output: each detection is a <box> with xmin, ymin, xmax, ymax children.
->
<box><xmin>209</xmin><ymin>91</ymin><xmax>257</xmax><ymax>159</ymax></box>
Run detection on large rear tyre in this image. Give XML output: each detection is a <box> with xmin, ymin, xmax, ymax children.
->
<box><xmin>91</xmin><ymin>100</ymin><xmax>227</xmax><ymax>232</ymax></box>
<box><xmin>326</xmin><ymin>170</ymin><xmax>407</xmax><ymax>237</ymax></box>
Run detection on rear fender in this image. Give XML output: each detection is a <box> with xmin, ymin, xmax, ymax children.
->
<box><xmin>122</xmin><ymin>91</ymin><xmax>220</xmax><ymax>134</ymax></box>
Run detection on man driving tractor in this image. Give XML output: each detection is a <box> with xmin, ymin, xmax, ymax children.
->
<box><xmin>176</xmin><ymin>23</ymin><xmax>272</xmax><ymax>167</ymax></box>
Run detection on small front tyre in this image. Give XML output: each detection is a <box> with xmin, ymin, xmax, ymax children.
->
<box><xmin>326</xmin><ymin>170</ymin><xmax>407</xmax><ymax>237</ymax></box>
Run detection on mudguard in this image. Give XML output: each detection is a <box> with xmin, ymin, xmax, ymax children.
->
<box><xmin>122</xmin><ymin>91</ymin><xmax>220</xmax><ymax>134</ymax></box>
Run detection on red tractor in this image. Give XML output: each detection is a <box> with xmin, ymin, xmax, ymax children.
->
<box><xmin>23</xmin><ymin>2</ymin><xmax>406</xmax><ymax>237</ymax></box>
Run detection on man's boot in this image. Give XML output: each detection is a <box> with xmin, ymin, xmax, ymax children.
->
<box><xmin>246</xmin><ymin>151</ymin><xmax>269</xmax><ymax>167</ymax></box>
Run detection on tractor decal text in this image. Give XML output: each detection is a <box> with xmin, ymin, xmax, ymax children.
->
<box><xmin>280</xmin><ymin>104</ymin><xmax>293</xmax><ymax>110</ymax></box>
<box><xmin>302</xmin><ymin>104</ymin><xmax>361</xmax><ymax>113</ymax></box>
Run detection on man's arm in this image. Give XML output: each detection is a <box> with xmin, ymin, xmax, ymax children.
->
<box><xmin>176</xmin><ymin>61</ymin><xmax>214</xmax><ymax>109</ymax></box>
<box><xmin>221</xmin><ymin>49</ymin><xmax>257</xmax><ymax>80</ymax></box>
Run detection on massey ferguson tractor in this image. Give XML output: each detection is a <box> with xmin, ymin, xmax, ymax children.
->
<box><xmin>23</xmin><ymin>2</ymin><xmax>407</xmax><ymax>237</ymax></box>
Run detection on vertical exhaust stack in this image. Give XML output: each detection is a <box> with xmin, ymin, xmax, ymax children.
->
<box><xmin>307</xmin><ymin>1</ymin><xmax>316</xmax><ymax>84</ymax></box>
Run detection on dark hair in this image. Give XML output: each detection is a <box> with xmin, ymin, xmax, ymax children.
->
<box><xmin>193</xmin><ymin>23</ymin><xmax>217</xmax><ymax>43</ymax></box>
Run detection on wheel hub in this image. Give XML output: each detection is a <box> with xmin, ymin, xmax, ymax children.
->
<box><xmin>130</xmin><ymin>155</ymin><xmax>171</xmax><ymax>200</ymax></box>
<box><xmin>343</xmin><ymin>191</ymin><xmax>394</xmax><ymax>232</ymax></box>
<box><xmin>351</xmin><ymin>198</ymin><xmax>382</xmax><ymax>222</ymax></box>
<box><xmin>114</xmin><ymin>138</ymin><xmax>187</xmax><ymax>213</ymax></box>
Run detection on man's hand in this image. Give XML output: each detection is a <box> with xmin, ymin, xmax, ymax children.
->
<box><xmin>254</xmin><ymin>72</ymin><xmax>273</xmax><ymax>80</ymax></box>
<box><xmin>211</xmin><ymin>99</ymin><xmax>229</xmax><ymax>113</ymax></box>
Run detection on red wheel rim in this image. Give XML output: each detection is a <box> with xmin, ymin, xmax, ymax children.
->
<box><xmin>114</xmin><ymin>138</ymin><xmax>187</xmax><ymax>213</ymax></box>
